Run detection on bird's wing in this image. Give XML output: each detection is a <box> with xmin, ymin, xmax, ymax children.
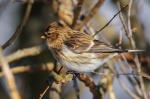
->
<box><xmin>87</xmin><ymin>40</ymin><xmax>122</xmax><ymax>53</ymax></box>
<box><xmin>65</xmin><ymin>30</ymin><xmax>122</xmax><ymax>53</ymax></box>
<box><xmin>65</xmin><ymin>32</ymin><xmax>142</xmax><ymax>54</ymax></box>
<box><xmin>64</xmin><ymin>31</ymin><xmax>93</xmax><ymax>53</ymax></box>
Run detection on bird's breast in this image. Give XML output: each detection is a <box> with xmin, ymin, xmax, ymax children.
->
<box><xmin>54</xmin><ymin>45</ymin><xmax>103</xmax><ymax>72</ymax></box>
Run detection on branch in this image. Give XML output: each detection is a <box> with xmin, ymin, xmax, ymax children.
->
<box><xmin>0</xmin><ymin>62</ymin><xmax>54</xmax><ymax>77</ymax></box>
<box><xmin>49</xmin><ymin>83</ymin><xmax>61</xmax><ymax>99</ymax></box>
<box><xmin>73</xmin><ymin>77</ymin><xmax>80</xmax><ymax>99</ymax></box>
<box><xmin>93</xmin><ymin>4</ymin><xmax>128</xmax><ymax>37</ymax></box>
<box><xmin>78</xmin><ymin>73</ymin><xmax>103</xmax><ymax>99</ymax></box>
<box><xmin>127</xmin><ymin>1</ymin><xmax>147</xmax><ymax>99</ymax></box>
<box><xmin>0</xmin><ymin>48</ymin><xmax>21</xmax><ymax>99</ymax></box>
<box><xmin>117</xmin><ymin>2</ymin><xmax>129</xmax><ymax>40</ymax></box>
<box><xmin>6</xmin><ymin>45</ymin><xmax>43</xmax><ymax>63</ymax></box>
<box><xmin>118</xmin><ymin>78</ymin><xmax>140</xmax><ymax>99</ymax></box>
<box><xmin>74</xmin><ymin>0</ymin><xmax>104</xmax><ymax>30</ymax></box>
<box><xmin>2</xmin><ymin>0</ymin><xmax>34</xmax><ymax>49</ymax></box>
<box><xmin>71</xmin><ymin>0</ymin><xmax>85</xmax><ymax>28</ymax></box>
<box><xmin>39</xmin><ymin>72</ymin><xmax>73</xmax><ymax>99</ymax></box>
<box><xmin>117</xmin><ymin>59</ymin><xmax>141</xmax><ymax>99</ymax></box>
<box><xmin>3</xmin><ymin>45</ymin><xmax>150</xmax><ymax>79</ymax></box>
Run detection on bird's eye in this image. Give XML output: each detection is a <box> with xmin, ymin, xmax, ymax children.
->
<box><xmin>58</xmin><ymin>22</ymin><xmax>64</xmax><ymax>27</ymax></box>
<box><xmin>47</xmin><ymin>33</ymin><xmax>59</xmax><ymax>41</ymax></box>
<box><xmin>45</xmin><ymin>25</ymin><xmax>50</xmax><ymax>32</ymax></box>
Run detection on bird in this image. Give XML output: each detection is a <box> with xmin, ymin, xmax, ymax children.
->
<box><xmin>41</xmin><ymin>21</ymin><xmax>143</xmax><ymax>72</ymax></box>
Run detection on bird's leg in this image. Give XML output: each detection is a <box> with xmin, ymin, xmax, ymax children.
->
<box><xmin>56</xmin><ymin>66</ymin><xmax>64</xmax><ymax>74</ymax></box>
<box><xmin>115</xmin><ymin>43</ymin><xmax>122</xmax><ymax>49</ymax></box>
<box><xmin>53</xmin><ymin>59</ymin><xmax>64</xmax><ymax>74</ymax></box>
<box><xmin>66</xmin><ymin>70</ymin><xmax>80</xmax><ymax>79</ymax></box>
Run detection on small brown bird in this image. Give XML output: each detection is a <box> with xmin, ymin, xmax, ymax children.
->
<box><xmin>41</xmin><ymin>22</ymin><xmax>142</xmax><ymax>72</ymax></box>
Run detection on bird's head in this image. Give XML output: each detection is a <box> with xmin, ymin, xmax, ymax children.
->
<box><xmin>41</xmin><ymin>22</ymin><xmax>71</xmax><ymax>49</ymax></box>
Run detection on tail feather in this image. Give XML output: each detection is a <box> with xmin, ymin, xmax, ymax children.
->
<box><xmin>126</xmin><ymin>49</ymin><xmax>144</xmax><ymax>53</ymax></box>
<box><xmin>96</xmin><ymin>49</ymin><xmax>144</xmax><ymax>53</ymax></box>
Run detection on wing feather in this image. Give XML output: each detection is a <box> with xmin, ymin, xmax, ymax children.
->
<box><xmin>64</xmin><ymin>31</ymin><xmax>120</xmax><ymax>53</ymax></box>
<box><xmin>88</xmin><ymin>40</ymin><xmax>122</xmax><ymax>53</ymax></box>
<box><xmin>65</xmin><ymin>31</ymin><xmax>93</xmax><ymax>53</ymax></box>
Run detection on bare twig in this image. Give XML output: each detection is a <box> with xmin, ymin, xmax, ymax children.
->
<box><xmin>127</xmin><ymin>1</ymin><xmax>147</xmax><ymax>99</ymax></box>
<box><xmin>116</xmin><ymin>59</ymin><xmax>141</xmax><ymax>99</ymax></box>
<box><xmin>74</xmin><ymin>0</ymin><xmax>104</xmax><ymax>30</ymax></box>
<box><xmin>105</xmin><ymin>64</ymin><xmax>116</xmax><ymax>99</ymax></box>
<box><xmin>71</xmin><ymin>0</ymin><xmax>84</xmax><ymax>28</ymax></box>
<box><xmin>49</xmin><ymin>83</ymin><xmax>61</xmax><ymax>99</ymax></box>
<box><xmin>117</xmin><ymin>1</ymin><xmax>148</xmax><ymax>98</ymax></box>
<box><xmin>39</xmin><ymin>72</ymin><xmax>56</xmax><ymax>99</ymax></box>
<box><xmin>39</xmin><ymin>72</ymin><xmax>73</xmax><ymax>99</ymax></box>
<box><xmin>0</xmin><ymin>62</ymin><xmax>149</xmax><ymax>80</ymax></box>
<box><xmin>127</xmin><ymin>0</ymin><xmax>136</xmax><ymax>48</ymax></box>
<box><xmin>93</xmin><ymin>4</ymin><xmax>128</xmax><ymax>37</ymax></box>
<box><xmin>39</xmin><ymin>86</ymin><xmax>50</xmax><ymax>99</ymax></box>
<box><xmin>117</xmin><ymin>2</ymin><xmax>129</xmax><ymax>39</ymax></box>
<box><xmin>6</xmin><ymin>45</ymin><xmax>43</xmax><ymax>63</ymax></box>
<box><xmin>78</xmin><ymin>73</ymin><xmax>103</xmax><ymax>99</ymax></box>
<box><xmin>0</xmin><ymin>62</ymin><xmax>54</xmax><ymax>99</ymax></box>
<box><xmin>54</xmin><ymin>0</ymin><xmax>74</xmax><ymax>25</ymax></box>
<box><xmin>73</xmin><ymin>77</ymin><xmax>80</xmax><ymax>99</ymax></box>
<box><xmin>118</xmin><ymin>78</ymin><xmax>140</xmax><ymax>99</ymax></box>
<box><xmin>117</xmin><ymin>31</ymin><xmax>123</xmax><ymax>47</ymax></box>
<box><xmin>107</xmin><ymin>79</ymin><xmax>116</xmax><ymax>99</ymax></box>
<box><xmin>121</xmin><ymin>54</ymin><xmax>150</xmax><ymax>79</ymax></box>
<box><xmin>0</xmin><ymin>62</ymin><xmax>54</xmax><ymax>77</ymax></box>
<box><xmin>2</xmin><ymin>0</ymin><xmax>34</xmax><ymax>49</ymax></box>
<box><xmin>0</xmin><ymin>48</ymin><xmax>21</xmax><ymax>99</ymax></box>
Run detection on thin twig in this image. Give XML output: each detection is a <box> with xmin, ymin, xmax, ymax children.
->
<box><xmin>117</xmin><ymin>59</ymin><xmax>141</xmax><ymax>99</ymax></box>
<box><xmin>0</xmin><ymin>62</ymin><xmax>54</xmax><ymax>77</ymax></box>
<box><xmin>117</xmin><ymin>3</ymin><xmax>145</xmax><ymax>98</ymax></box>
<box><xmin>102</xmin><ymin>64</ymin><xmax>116</xmax><ymax>99</ymax></box>
<box><xmin>117</xmin><ymin>2</ymin><xmax>129</xmax><ymax>39</ymax></box>
<box><xmin>107</xmin><ymin>79</ymin><xmax>116</xmax><ymax>99</ymax></box>
<box><xmin>49</xmin><ymin>83</ymin><xmax>61</xmax><ymax>99</ymax></box>
<box><xmin>72</xmin><ymin>0</ymin><xmax>84</xmax><ymax>28</ymax></box>
<box><xmin>120</xmin><ymin>54</ymin><xmax>146</xmax><ymax>97</ymax></box>
<box><xmin>73</xmin><ymin>77</ymin><xmax>80</xmax><ymax>99</ymax></box>
<box><xmin>6</xmin><ymin>45</ymin><xmax>43</xmax><ymax>63</ymax></box>
<box><xmin>118</xmin><ymin>78</ymin><xmax>140</xmax><ymax>99</ymax></box>
<box><xmin>93</xmin><ymin>4</ymin><xmax>128</xmax><ymax>37</ymax></box>
<box><xmin>127</xmin><ymin>1</ymin><xmax>147</xmax><ymax>99</ymax></box>
<box><xmin>39</xmin><ymin>72</ymin><xmax>73</xmax><ymax>99</ymax></box>
<box><xmin>127</xmin><ymin>0</ymin><xmax>136</xmax><ymax>48</ymax></box>
<box><xmin>39</xmin><ymin>72</ymin><xmax>56</xmax><ymax>99</ymax></box>
<box><xmin>0</xmin><ymin>47</ymin><xmax>21</xmax><ymax>99</ymax></box>
<box><xmin>74</xmin><ymin>0</ymin><xmax>104</xmax><ymax>30</ymax></box>
<box><xmin>78</xmin><ymin>73</ymin><xmax>103</xmax><ymax>99</ymax></box>
<box><xmin>0</xmin><ymin>62</ymin><xmax>149</xmax><ymax>79</ymax></box>
<box><xmin>2</xmin><ymin>0</ymin><xmax>34</xmax><ymax>49</ymax></box>
<box><xmin>117</xmin><ymin>31</ymin><xmax>123</xmax><ymax>47</ymax></box>
<box><xmin>39</xmin><ymin>86</ymin><xmax>50</xmax><ymax>99</ymax></box>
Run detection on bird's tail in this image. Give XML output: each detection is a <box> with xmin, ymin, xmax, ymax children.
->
<box><xmin>124</xmin><ymin>49</ymin><xmax>144</xmax><ymax>53</ymax></box>
<box><xmin>98</xmin><ymin>49</ymin><xmax>144</xmax><ymax>53</ymax></box>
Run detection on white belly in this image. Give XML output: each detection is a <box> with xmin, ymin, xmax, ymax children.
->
<box><xmin>57</xmin><ymin>46</ymin><xmax>118</xmax><ymax>72</ymax></box>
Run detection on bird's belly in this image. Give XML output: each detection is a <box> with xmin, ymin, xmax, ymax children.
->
<box><xmin>59</xmin><ymin>51</ymin><xmax>103</xmax><ymax>72</ymax></box>
<box><xmin>61</xmin><ymin>58</ymin><xmax>102</xmax><ymax>72</ymax></box>
<box><xmin>56</xmin><ymin>46</ymin><xmax>117</xmax><ymax>72</ymax></box>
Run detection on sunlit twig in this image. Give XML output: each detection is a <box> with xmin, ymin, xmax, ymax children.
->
<box><xmin>0</xmin><ymin>48</ymin><xmax>21</xmax><ymax>99</ymax></box>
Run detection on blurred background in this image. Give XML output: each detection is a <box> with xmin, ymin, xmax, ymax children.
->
<box><xmin>0</xmin><ymin>0</ymin><xmax>150</xmax><ymax>99</ymax></box>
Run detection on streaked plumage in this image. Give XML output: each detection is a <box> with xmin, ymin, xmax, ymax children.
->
<box><xmin>41</xmin><ymin>22</ymin><xmax>142</xmax><ymax>72</ymax></box>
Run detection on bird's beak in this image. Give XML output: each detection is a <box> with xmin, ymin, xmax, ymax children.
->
<box><xmin>41</xmin><ymin>35</ymin><xmax>46</xmax><ymax>39</ymax></box>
